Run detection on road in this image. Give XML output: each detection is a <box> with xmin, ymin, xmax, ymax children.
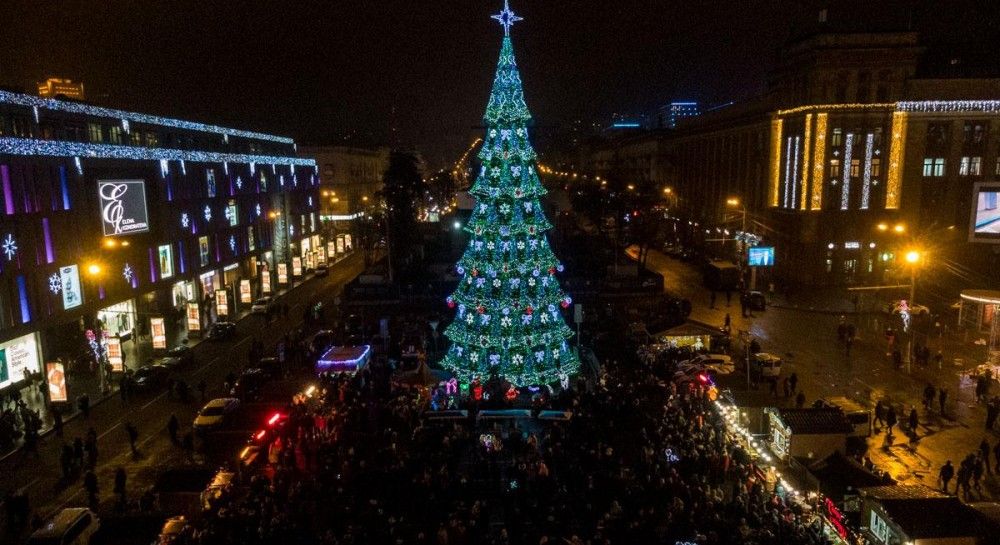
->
<box><xmin>629</xmin><ymin>245</ymin><xmax>1000</xmax><ymax>497</ymax></box>
<box><xmin>0</xmin><ymin>252</ymin><xmax>365</xmax><ymax>535</ymax></box>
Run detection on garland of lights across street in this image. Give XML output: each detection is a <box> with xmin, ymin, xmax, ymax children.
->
<box><xmin>441</xmin><ymin>1</ymin><xmax>580</xmax><ymax>387</ymax></box>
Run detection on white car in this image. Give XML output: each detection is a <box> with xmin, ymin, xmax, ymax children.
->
<box><xmin>680</xmin><ymin>354</ymin><xmax>735</xmax><ymax>374</ymax></box>
<box><xmin>251</xmin><ymin>297</ymin><xmax>272</xmax><ymax>315</ymax></box>
<box><xmin>193</xmin><ymin>398</ymin><xmax>240</xmax><ymax>431</ymax></box>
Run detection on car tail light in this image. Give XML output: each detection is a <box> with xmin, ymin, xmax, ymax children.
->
<box><xmin>267</xmin><ymin>413</ymin><xmax>282</xmax><ymax>426</ymax></box>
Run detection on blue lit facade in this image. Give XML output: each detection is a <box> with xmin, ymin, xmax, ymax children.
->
<box><xmin>0</xmin><ymin>90</ymin><xmax>320</xmax><ymax>392</ymax></box>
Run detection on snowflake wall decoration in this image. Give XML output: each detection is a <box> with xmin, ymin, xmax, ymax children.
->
<box><xmin>2</xmin><ymin>234</ymin><xmax>17</xmax><ymax>260</ymax></box>
<box><xmin>203</xmin><ymin>205</ymin><xmax>212</xmax><ymax>222</ymax></box>
<box><xmin>181</xmin><ymin>212</ymin><xmax>190</xmax><ymax>228</ymax></box>
<box><xmin>49</xmin><ymin>273</ymin><xmax>62</xmax><ymax>294</ymax></box>
<box><xmin>123</xmin><ymin>263</ymin><xmax>134</xmax><ymax>282</ymax></box>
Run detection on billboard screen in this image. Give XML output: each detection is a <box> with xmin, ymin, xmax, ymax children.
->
<box><xmin>0</xmin><ymin>333</ymin><xmax>42</xmax><ymax>390</ymax></box>
<box><xmin>98</xmin><ymin>180</ymin><xmax>149</xmax><ymax>236</ymax></box>
<box><xmin>60</xmin><ymin>264</ymin><xmax>83</xmax><ymax>310</ymax></box>
<box><xmin>47</xmin><ymin>362</ymin><xmax>68</xmax><ymax>402</ymax></box>
<box><xmin>150</xmin><ymin>317</ymin><xmax>167</xmax><ymax>349</ymax></box>
<box><xmin>748</xmin><ymin>246</ymin><xmax>775</xmax><ymax>267</ymax></box>
<box><xmin>970</xmin><ymin>182</ymin><xmax>1000</xmax><ymax>243</ymax></box>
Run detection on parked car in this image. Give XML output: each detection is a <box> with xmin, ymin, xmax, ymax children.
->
<box><xmin>747</xmin><ymin>291</ymin><xmax>767</xmax><ymax>311</ymax></box>
<box><xmin>314</xmin><ymin>264</ymin><xmax>329</xmax><ymax>277</ymax></box>
<box><xmin>28</xmin><ymin>508</ymin><xmax>100</xmax><ymax>545</ymax></box>
<box><xmin>681</xmin><ymin>354</ymin><xmax>735</xmax><ymax>375</ymax></box>
<box><xmin>752</xmin><ymin>352</ymin><xmax>783</xmax><ymax>378</ymax></box>
<box><xmin>231</xmin><ymin>368</ymin><xmax>267</xmax><ymax>400</ymax></box>
<box><xmin>164</xmin><ymin>345</ymin><xmax>194</xmax><ymax>367</ymax></box>
<box><xmin>154</xmin><ymin>516</ymin><xmax>189</xmax><ymax>545</ymax></box>
<box><xmin>252</xmin><ymin>357</ymin><xmax>282</xmax><ymax>380</ymax></box>
<box><xmin>251</xmin><ymin>297</ymin><xmax>273</xmax><ymax>315</ymax></box>
<box><xmin>133</xmin><ymin>364</ymin><xmax>171</xmax><ymax>392</ymax></box>
<box><xmin>193</xmin><ymin>398</ymin><xmax>240</xmax><ymax>431</ymax></box>
<box><xmin>206</xmin><ymin>322</ymin><xmax>236</xmax><ymax>341</ymax></box>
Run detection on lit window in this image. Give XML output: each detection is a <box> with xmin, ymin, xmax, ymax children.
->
<box><xmin>850</xmin><ymin>159</ymin><xmax>860</xmax><ymax>177</ymax></box>
<box><xmin>960</xmin><ymin>157</ymin><xmax>970</xmax><ymax>176</ymax></box>
<box><xmin>206</xmin><ymin>169</ymin><xmax>217</xmax><ymax>198</ymax></box>
<box><xmin>995</xmin><ymin>157</ymin><xmax>1000</xmax><ymax>176</ymax></box>
<box><xmin>970</xmin><ymin>156</ymin><xmax>982</xmax><ymax>176</ymax></box>
<box><xmin>871</xmin><ymin>158</ymin><xmax>882</xmax><ymax>177</ymax></box>
<box><xmin>108</xmin><ymin>126</ymin><xmax>123</xmax><ymax>145</ymax></box>
<box><xmin>831</xmin><ymin>128</ymin><xmax>843</xmax><ymax>147</ymax></box>
<box><xmin>829</xmin><ymin>159</ymin><xmax>841</xmax><ymax>178</ymax></box>
<box><xmin>923</xmin><ymin>157</ymin><xmax>946</xmax><ymax>177</ymax></box>
<box><xmin>87</xmin><ymin>123</ymin><xmax>103</xmax><ymax>143</ymax></box>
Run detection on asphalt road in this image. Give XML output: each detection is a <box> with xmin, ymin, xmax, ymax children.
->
<box><xmin>0</xmin><ymin>252</ymin><xmax>365</xmax><ymax>535</ymax></box>
<box><xmin>629</xmin><ymin>246</ymin><xmax>1000</xmax><ymax>496</ymax></box>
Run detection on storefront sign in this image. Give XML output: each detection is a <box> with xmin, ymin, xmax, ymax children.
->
<box><xmin>150</xmin><ymin>317</ymin><xmax>167</xmax><ymax>349</ymax></box>
<box><xmin>46</xmin><ymin>362</ymin><xmax>68</xmax><ymax>402</ymax></box>
<box><xmin>107</xmin><ymin>336</ymin><xmax>124</xmax><ymax>372</ymax></box>
<box><xmin>240</xmin><ymin>279</ymin><xmax>252</xmax><ymax>304</ymax></box>
<box><xmin>0</xmin><ymin>333</ymin><xmax>42</xmax><ymax>390</ymax></box>
<box><xmin>216</xmin><ymin>290</ymin><xmax>228</xmax><ymax>317</ymax></box>
<box><xmin>292</xmin><ymin>257</ymin><xmax>302</xmax><ymax>276</ymax></box>
<box><xmin>98</xmin><ymin>180</ymin><xmax>149</xmax><ymax>236</ymax></box>
<box><xmin>278</xmin><ymin>263</ymin><xmax>288</xmax><ymax>284</ymax></box>
<box><xmin>824</xmin><ymin>498</ymin><xmax>848</xmax><ymax>539</ymax></box>
<box><xmin>187</xmin><ymin>302</ymin><xmax>201</xmax><ymax>332</ymax></box>
<box><xmin>60</xmin><ymin>264</ymin><xmax>83</xmax><ymax>310</ymax></box>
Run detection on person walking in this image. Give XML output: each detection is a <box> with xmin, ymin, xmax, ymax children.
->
<box><xmin>939</xmin><ymin>460</ymin><xmax>955</xmax><ymax>493</ymax></box>
<box><xmin>986</xmin><ymin>400</ymin><xmax>998</xmax><ymax>431</ymax></box>
<box><xmin>939</xmin><ymin>388</ymin><xmax>948</xmax><ymax>416</ymax></box>
<box><xmin>981</xmin><ymin>439</ymin><xmax>992</xmax><ymax>475</ymax></box>
<box><xmin>923</xmin><ymin>384</ymin><xmax>936</xmax><ymax>411</ymax></box>
<box><xmin>83</xmin><ymin>470</ymin><xmax>99</xmax><ymax>508</ymax></box>
<box><xmin>113</xmin><ymin>467</ymin><xmax>127</xmax><ymax>512</ymax></box>
<box><xmin>85</xmin><ymin>432</ymin><xmax>98</xmax><ymax>468</ymax></box>
<box><xmin>167</xmin><ymin>414</ymin><xmax>179</xmax><ymax>445</ymax></box>
<box><xmin>908</xmin><ymin>407</ymin><xmax>919</xmax><ymax>437</ymax></box>
<box><xmin>53</xmin><ymin>408</ymin><xmax>64</xmax><ymax>438</ymax></box>
<box><xmin>77</xmin><ymin>393</ymin><xmax>90</xmax><ymax>420</ymax></box>
<box><xmin>886</xmin><ymin>405</ymin><xmax>898</xmax><ymax>436</ymax></box>
<box><xmin>125</xmin><ymin>421</ymin><xmax>139</xmax><ymax>456</ymax></box>
<box><xmin>875</xmin><ymin>400</ymin><xmax>886</xmax><ymax>429</ymax></box>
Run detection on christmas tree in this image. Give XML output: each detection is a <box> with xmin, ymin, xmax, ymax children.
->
<box><xmin>441</xmin><ymin>1</ymin><xmax>580</xmax><ymax>387</ymax></box>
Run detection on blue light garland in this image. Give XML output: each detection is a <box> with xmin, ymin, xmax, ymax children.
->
<box><xmin>0</xmin><ymin>90</ymin><xmax>295</xmax><ymax>144</ymax></box>
<box><xmin>0</xmin><ymin>136</ymin><xmax>316</xmax><ymax>167</ymax></box>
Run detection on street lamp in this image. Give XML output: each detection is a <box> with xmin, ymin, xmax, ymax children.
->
<box><xmin>87</xmin><ymin>263</ymin><xmax>102</xmax><ymax>276</ymax></box>
<box><xmin>903</xmin><ymin>248</ymin><xmax>923</xmax><ymax>371</ymax></box>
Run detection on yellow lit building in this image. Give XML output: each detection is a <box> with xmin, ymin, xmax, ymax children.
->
<box><xmin>37</xmin><ymin>78</ymin><xmax>86</xmax><ymax>100</ymax></box>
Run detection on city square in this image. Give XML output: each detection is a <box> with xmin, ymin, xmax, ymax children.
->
<box><xmin>0</xmin><ymin>1</ymin><xmax>999</xmax><ymax>544</ymax></box>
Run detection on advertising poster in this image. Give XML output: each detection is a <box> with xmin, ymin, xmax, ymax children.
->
<box><xmin>292</xmin><ymin>257</ymin><xmax>302</xmax><ymax>276</ymax></box>
<box><xmin>60</xmin><ymin>264</ymin><xmax>83</xmax><ymax>310</ymax></box>
<box><xmin>98</xmin><ymin>180</ymin><xmax>149</xmax><ymax>236</ymax></box>
<box><xmin>158</xmin><ymin>244</ymin><xmax>174</xmax><ymax>278</ymax></box>
<box><xmin>240</xmin><ymin>279</ymin><xmax>252</xmax><ymax>304</ymax></box>
<box><xmin>278</xmin><ymin>263</ymin><xmax>288</xmax><ymax>284</ymax></box>
<box><xmin>318</xmin><ymin>247</ymin><xmax>327</xmax><ymax>265</ymax></box>
<box><xmin>336</xmin><ymin>236</ymin><xmax>345</xmax><ymax>254</ymax></box>
<box><xmin>0</xmin><ymin>333</ymin><xmax>42</xmax><ymax>390</ymax></box>
<box><xmin>262</xmin><ymin>268</ymin><xmax>272</xmax><ymax>294</ymax></box>
<box><xmin>46</xmin><ymin>362</ymin><xmax>68</xmax><ymax>403</ymax></box>
<box><xmin>199</xmin><ymin>236</ymin><xmax>210</xmax><ymax>267</ymax></box>
<box><xmin>305</xmin><ymin>253</ymin><xmax>315</xmax><ymax>271</ymax></box>
<box><xmin>187</xmin><ymin>302</ymin><xmax>201</xmax><ymax>332</ymax></box>
<box><xmin>150</xmin><ymin>317</ymin><xmax>167</xmax><ymax>349</ymax></box>
<box><xmin>107</xmin><ymin>337</ymin><xmax>123</xmax><ymax>372</ymax></box>
<box><xmin>216</xmin><ymin>290</ymin><xmax>228</xmax><ymax>317</ymax></box>
<box><xmin>327</xmin><ymin>242</ymin><xmax>336</xmax><ymax>258</ymax></box>
<box><xmin>344</xmin><ymin>234</ymin><xmax>352</xmax><ymax>251</ymax></box>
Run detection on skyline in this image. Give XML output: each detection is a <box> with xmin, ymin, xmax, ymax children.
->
<box><xmin>1</xmin><ymin>1</ymin><xmax>997</xmax><ymax>166</ymax></box>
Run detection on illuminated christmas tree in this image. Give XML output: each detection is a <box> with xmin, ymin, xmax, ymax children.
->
<box><xmin>442</xmin><ymin>1</ymin><xmax>580</xmax><ymax>387</ymax></box>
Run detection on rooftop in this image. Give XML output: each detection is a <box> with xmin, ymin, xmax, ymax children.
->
<box><xmin>774</xmin><ymin>408</ymin><xmax>853</xmax><ymax>435</ymax></box>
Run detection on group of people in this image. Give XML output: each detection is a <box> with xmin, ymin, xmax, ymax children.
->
<box><xmin>161</xmin><ymin>338</ymin><xmax>835</xmax><ymax>545</ymax></box>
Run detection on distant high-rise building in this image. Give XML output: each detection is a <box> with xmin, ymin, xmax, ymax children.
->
<box><xmin>657</xmin><ymin>101</ymin><xmax>700</xmax><ymax>129</ymax></box>
<box><xmin>37</xmin><ymin>78</ymin><xmax>85</xmax><ymax>100</ymax></box>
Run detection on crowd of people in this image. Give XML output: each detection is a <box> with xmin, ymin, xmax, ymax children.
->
<box><xmin>164</xmin><ymin>342</ymin><xmax>835</xmax><ymax>545</ymax></box>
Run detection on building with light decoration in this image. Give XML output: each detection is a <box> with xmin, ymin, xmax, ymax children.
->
<box><xmin>0</xmin><ymin>90</ymin><xmax>321</xmax><ymax>396</ymax></box>
<box><xmin>584</xmin><ymin>24</ymin><xmax>1000</xmax><ymax>287</ymax></box>
<box><xmin>37</xmin><ymin>78</ymin><xmax>86</xmax><ymax>101</ymax></box>
<box><xmin>299</xmin><ymin>145</ymin><xmax>389</xmax><ymax>220</ymax></box>
<box><xmin>656</xmin><ymin>101</ymin><xmax>700</xmax><ymax>129</ymax></box>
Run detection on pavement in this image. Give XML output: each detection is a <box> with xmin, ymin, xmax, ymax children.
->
<box><xmin>0</xmin><ymin>251</ymin><xmax>365</xmax><ymax>539</ymax></box>
<box><xmin>628</xmin><ymin>245</ymin><xmax>1000</xmax><ymax>501</ymax></box>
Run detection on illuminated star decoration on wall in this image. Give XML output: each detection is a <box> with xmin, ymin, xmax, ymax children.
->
<box><xmin>255</xmin><ymin>203</ymin><xmax>262</xmax><ymax>217</ymax></box>
<box><xmin>492</xmin><ymin>0</ymin><xmax>522</xmax><ymax>36</ymax></box>
<box><xmin>229</xmin><ymin>235</ymin><xmax>237</xmax><ymax>253</ymax></box>
<box><xmin>123</xmin><ymin>263</ymin><xmax>134</xmax><ymax>282</ymax></box>
<box><xmin>2</xmin><ymin>233</ymin><xmax>17</xmax><ymax>260</ymax></box>
<box><xmin>49</xmin><ymin>273</ymin><xmax>62</xmax><ymax>294</ymax></box>
<box><xmin>204</xmin><ymin>205</ymin><xmax>212</xmax><ymax>222</ymax></box>
<box><xmin>181</xmin><ymin>212</ymin><xmax>190</xmax><ymax>228</ymax></box>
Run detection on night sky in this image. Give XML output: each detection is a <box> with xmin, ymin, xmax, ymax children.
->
<box><xmin>0</xmin><ymin>1</ymin><xmax>995</xmax><ymax>167</ymax></box>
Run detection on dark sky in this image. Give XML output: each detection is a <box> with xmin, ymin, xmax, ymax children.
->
<box><xmin>0</xmin><ymin>1</ymin><xmax>994</xmax><ymax>167</ymax></box>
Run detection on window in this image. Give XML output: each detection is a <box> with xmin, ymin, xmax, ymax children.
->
<box><xmin>971</xmin><ymin>156</ymin><xmax>982</xmax><ymax>176</ymax></box>
<box><xmin>926</xmin><ymin>123</ymin><xmax>950</xmax><ymax>148</ymax></box>
<box><xmin>995</xmin><ymin>157</ymin><xmax>1000</xmax><ymax>176</ymax></box>
<box><xmin>206</xmin><ymin>169</ymin><xmax>217</xmax><ymax>198</ymax></box>
<box><xmin>146</xmin><ymin>132</ymin><xmax>159</xmax><ymax>147</ymax></box>
<box><xmin>829</xmin><ymin>159</ymin><xmax>841</xmax><ymax>178</ymax></box>
<box><xmin>964</xmin><ymin>122</ymin><xmax>988</xmax><ymax>145</ymax></box>
<box><xmin>831</xmin><ymin>128</ymin><xmax>843</xmax><ymax>147</ymax></box>
<box><xmin>960</xmin><ymin>157</ymin><xmax>969</xmax><ymax>176</ymax></box>
<box><xmin>130</xmin><ymin>131</ymin><xmax>142</xmax><ymax>146</ymax></box>
<box><xmin>158</xmin><ymin>244</ymin><xmax>174</xmax><ymax>279</ymax></box>
<box><xmin>226</xmin><ymin>200</ymin><xmax>238</xmax><ymax>227</ymax></box>
<box><xmin>923</xmin><ymin>157</ymin><xmax>946</xmax><ymax>177</ymax></box>
<box><xmin>248</xmin><ymin>226</ymin><xmax>255</xmax><ymax>251</ymax></box>
<box><xmin>871</xmin><ymin>158</ymin><xmax>882</xmax><ymax>177</ymax></box>
<box><xmin>108</xmin><ymin>126</ymin><xmax>123</xmax><ymax>144</ymax></box>
<box><xmin>850</xmin><ymin>159</ymin><xmax>860</xmax><ymax>177</ymax></box>
<box><xmin>87</xmin><ymin>123</ymin><xmax>103</xmax><ymax>143</ymax></box>
<box><xmin>199</xmin><ymin>236</ymin><xmax>210</xmax><ymax>267</ymax></box>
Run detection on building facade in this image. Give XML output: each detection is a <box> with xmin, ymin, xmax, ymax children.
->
<box><xmin>0</xmin><ymin>90</ymin><xmax>321</xmax><ymax>395</ymax></box>
<box><xmin>300</xmin><ymin>145</ymin><xmax>389</xmax><ymax>219</ymax></box>
<box><xmin>37</xmin><ymin>78</ymin><xmax>86</xmax><ymax>100</ymax></box>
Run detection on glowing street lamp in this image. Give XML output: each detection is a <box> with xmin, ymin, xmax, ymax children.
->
<box><xmin>86</xmin><ymin>263</ymin><xmax>102</xmax><ymax>276</ymax></box>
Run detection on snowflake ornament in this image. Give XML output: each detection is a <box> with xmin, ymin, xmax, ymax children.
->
<box><xmin>49</xmin><ymin>273</ymin><xmax>62</xmax><ymax>294</ymax></box>
<box><xmin>203</xmin><ymin>205</ymin><xmax>212</xmax><ymax>222</ymax></box>
<box><xmin>123</xmin><ymin>263</ymin><xmax>133</xmax><ymax>282</ymax></box>
<box><xmin>181</xmin><ymin>212</ymin><xmax>190</xmax><ymax>228</ymax></box>
<box><xmin>2</xmin><ymin>234</ymin><xmax>17</xmax><ymax>260</ymax></box>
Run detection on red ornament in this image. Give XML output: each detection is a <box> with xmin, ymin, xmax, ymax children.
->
<box><xmin>548</xmin><ymin>266</ymin><xmax>556</xmax><ymax>275</ymax></box>
<box><xmin>477</xmin><ymin>305</ymin><xmax>485</xmax><ymax>314</ymax></box>
<box><xmin>561</xmin><ymin>300</ymin><xmax>570</xmax><ymax>309</ymax></box>
<box><xmin>448</xmin><ymin>300</ymin><xmax>456</xmax><ymax>309</ymax></box>
<box><xmin>525</xmin><ymin>306</ymin><xmax>534</xmax><ymax>315</ymax></box>
<box><xmin>471</xmin><ymin>268</ymin><xmax>479</xmax><ymax>277</ymax></box>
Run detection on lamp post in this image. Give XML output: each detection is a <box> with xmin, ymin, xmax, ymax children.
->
<box><xmin>904</xmin><ymin>249</ymin><xmax>922</xmax><ymax>372</ymax></box>
<box><xmin>727</xmin><ymin>197</ymin><xmax>750</xmax><ymax>287</ymax></box>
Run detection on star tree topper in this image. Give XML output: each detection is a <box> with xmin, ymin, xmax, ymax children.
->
<box><xmin>492</xmin><ymin>0</ymin><xmax>522</xmax><ymax>36</ymax></box>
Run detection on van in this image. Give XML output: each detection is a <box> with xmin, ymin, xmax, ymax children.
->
<box><xmin>753</xmin><ymin>353</ymin><xmax>782</xmax><ymax>378</ymax></box>
<box><xmin>822</xmin><ymin>397</ymin><xmax>871</xmax><ymax>438</ymax></box>
<box><xmin>28</xmin><ymin>508</ymin><xmax>100</xmax><ymax>545</ymax></box>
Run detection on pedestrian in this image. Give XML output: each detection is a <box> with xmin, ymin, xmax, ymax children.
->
<box><xmin>739</xmin><ymin>292</ymin><xmax>748</xmax><ymax>318</ymax></box>
<box><xmin>53</xmin><ymin>408</ymin><xmax>63</xmax><ymax>438</ymax></box>
<box><xmin>167</xmin><ymin>414</ymin><xmax>179</xmax><ymax>445</ymax></box>
<box><xmin>78</xmin><ymin>393</ymin><xmax>90</xmax><ymax>419</ymax></box>
<box><xmin>875</xmin><ymin>400</ymin><xmax>886</xmax><ymax>428</ymax></box>
<box><xmin>981</xmin><ymin>439</ymin><xmax>992</xmax><ymax>475</ymax></box>
<box><xmin>973</xmin><ymin>455</ymin><xmax>985</xmax><ymax>494</ymax></box>
<box><xmin>957</xmin><ymin>462</ymin><xmax>972</xmax><ymax>500</ymax></box>
<box><xmin>723</xmin><ymin>313</ymin><xmax>731</xmax><ymax>331</ymax></box>
<box><xmin>769</xmin><ymin>377</ymin><xmax>778</xmax><ymax>397</ymax></box>
<box><xmin>85</xmin><ymin>435</ymin><xmax>98</xmax><ymax>468</ymax></box>
<box><xmin>73</xmin><ymin>437</ymin><xmax>84</xmax><ymax>468</ymax></box>
<box><xmin>934</xmin><ymin>350</ymin><xmax>943</xmax><ymax>369</ymax></box>
<box><xmin>886</xmin><ymin>405</ymin><xmax>898</xmax><ymax>436</ymax></box>
<box><xmin>789</xmin><ymin>373</ymin><xmax>798</xmax><ymax>394</ymax></box>
<box><xmin>795</xmin><ymin>391</ymin><xmax>806</xmax><ymax>409</ymax></box>
<box><xmin>83</xmin><ymin>470</ymin><xmax>99</xmax><ymax>507</ymax></box>
<box><xmin>125</xmin><ymin>421</ymin><xmax>139</xmax><ymax>456</ymax></box>
<box><xmin>845</xmin><ymin>335</ymin><xmax>853</xmax><ymax>357</ymax></box>
<box><xmin>986</xmin><ymin>400</ymin><xmax>998</xmax><ymax>431</ymax></box>
<box><xmin>939</xmin><ymin>460</ymin><xmax>954</xmax><ymax>493</ymax></box>
<box><xmin>923</xmin><ymin>384</ymin><xmax>935</xmax><ymax>411</ymax></box>
<box><xmin>113</xmin><ymin>467</ymin><xmax>127</xmax><ymax>512</ymax></box>
<box><xmin>939</xmin><ymin>388</ymin><xmax>948</xmax><ymax>415</ymax></box>
<box><xmin>908</xmin><ymin>407</ymin><xmax>918</xmax><ymax>436</ymax></box>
